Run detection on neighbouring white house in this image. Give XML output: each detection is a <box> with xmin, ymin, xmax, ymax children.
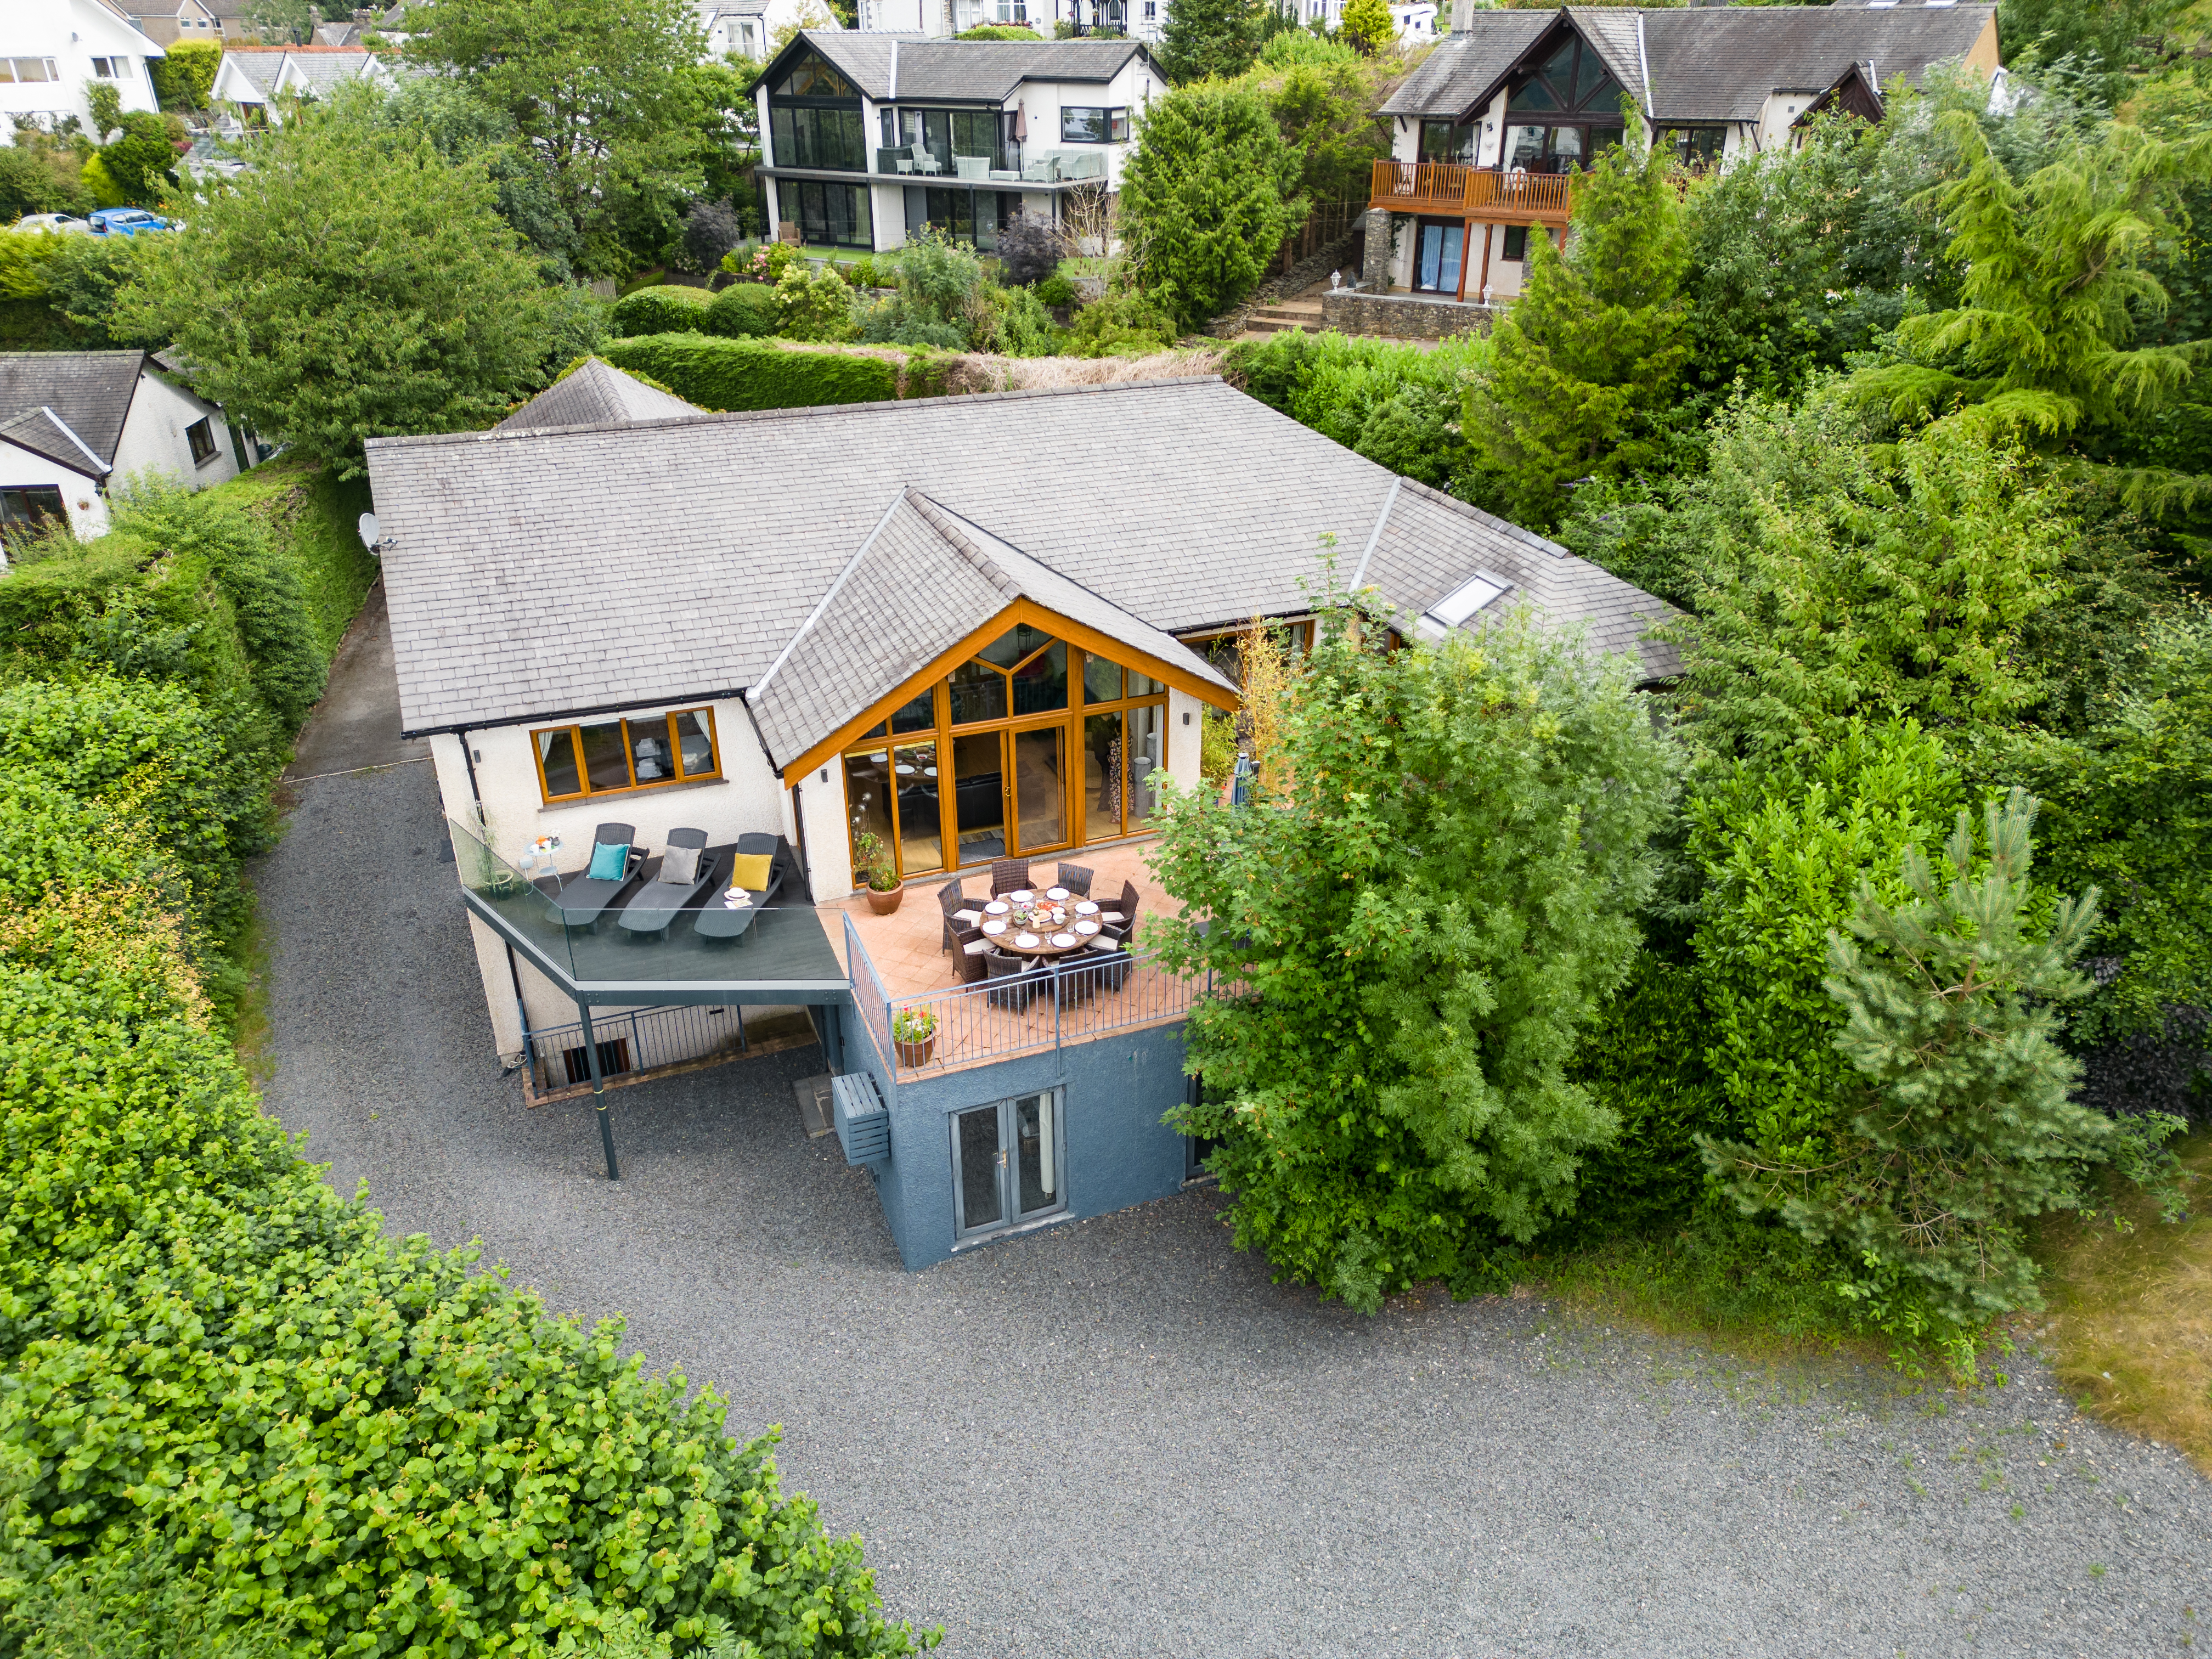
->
<box><xmin>210</xmin><ymin>45</ymin><xmax>399</xmax><ymax>126</ymax></box>
<box><xmin>857</xmin><ymin>1</ymin><xmax>1164</xmax><ymax>41</ymax></box>
<box><xmin>0</xmin><ymin>350</ymin><xmax>256</xmax><ymax>548</ymax></box>
<box><xmin>700</xmin><ymin>0</ymin><xmax>840</xmax><ymax>64</ymax></box>
<box><xmin>1364</xmin><ymin>1</ymin><xmax>2001</xmax><ymax>303</ymax></box>
<box><xmin>757</xmin><ymin>31</ymin><xmax>1161</xmax><ymax>252</ymax></box>
<box><xmin>124</xmin><ymin>1</ymin><xmax>225</xmax><ymax>48</ymax></box>
<box><xmin>0</xmin><ymin>0</ymin><xmax>164</xmax><ymax>142</ymax></box>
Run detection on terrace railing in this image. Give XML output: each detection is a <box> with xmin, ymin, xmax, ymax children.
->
<box><xmin>868</xmin><ymin>942</ymin><xmax>1202</xmax><ymax>1076</ymax></box>
<box><xmin>522</xmin><ymin>1003</ymin><xmax>753</xmax><ymax>1100</ymax></box>
<box><xmin>1367</xmin><ymin>160</ymin><xmax>1576</xmax><ymax>222</ymax></box>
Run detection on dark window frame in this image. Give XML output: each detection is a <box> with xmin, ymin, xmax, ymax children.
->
<box><xmin>1663</xmin><ymin>126</ymin><xmax>1727</xmax><ymax>170</ymax></box>
<box><xmin>1060</xmin><ymin>106</ymin><xmax>1128</xmax><ymax>144</ymax></box>
<box><xmin>185</xmin><ymin>416</ymin><xmax>218</xmax><ymax>466</ymax></box>
<box><xmin>1502</xmin><ymin>224</ymin><xmax>1529</xmax><ymax>262</ymax></box>
<box><xmin>0</xmin><ymin>485</ymin><xmax>67</xmax><ymax>534</ymax></box>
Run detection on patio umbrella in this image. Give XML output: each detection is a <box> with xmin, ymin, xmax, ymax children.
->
<box><xmin>1012</xmin><ymin>103</ymin><xmax>1026</xmax><ymax>142</ymax></box>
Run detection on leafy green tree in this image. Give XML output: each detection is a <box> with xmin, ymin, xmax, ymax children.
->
<box><xmin>1703</xmin><ymin>791</ymin><xmax>2181</xmax><ymax>1328</ymax></box>
<box><xmin>1997</xmin><ymin>0</ymin><xmax>2159</xmax><ymax>107</ymax></box>
<box><xmin>1226</xmin><ymin>327</ymin><xmax>1488</xmax><ymax>490</ymax></box>
<box><xmin>148</xmin><ymin>38</ymin><xmax>223</xmax><ymax>111</ymax></box>
<box><xmin>407</xmin><ymin>0</ymin><xmax>714</xmax><ymax>276</ymax></box>
<box><xmin>0</xmin><ymin>145</ymin><xmax>89</xmax><ymax>221</ymax></box>
<box><xmin>112</xmin><ymin>91</ymin><xmax>583</xmax><ymax>475</ymax></box>
<box><xmin>1154</xmin><ymin>602</ymin><xmax>1676</xmax><ymax>1310</ymax></box>
<box><xmin>1257</xmin><ymin>35</ymin><xmax>1392</xmax><ymax>204</ymax></box>
<box><xmin>1846</xmin><ymin>110</ymin><xmax>2212</xmax><ymax>515</ymax></box>
<box><xmin>1462</xmin><ymin>134</ymin><xmax>1690</xmax><ymax>531</ymax></box>
<box><xmin>245</xmin><ymin>0</ymin><xmax>319</xmax><ymax>44</ymax></box>
<box><xmin>1120</xmin><ymin>81</ymin><xmax>1304</xmax><ymax>332</ymax></box>
<box><xmin>97</xmin><ymin>111</ymin><xmax>183</xmax><ymax>207</ymax></box>
<box><xmin>1338</xmin><ymin>0</ymin><xmax>1394</xmax><ymax>55</ymax></box>
<box><xmin>378</xmin><ymin>74</ymin><xmax>585</xmax><ymax>280</ymax></box>
<box><xmin>1156</xmin><ymin>0</ymin><xmax>1262</xmax><ymax>84</ymax></box>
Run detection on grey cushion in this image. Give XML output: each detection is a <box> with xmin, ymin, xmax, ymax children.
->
<box><xmin>952</xmin><ymin>907</ymin><xmax>983</xmax><ymax>924</ymax></box>
<box><xmin>962</xmin><ymin>938</ymin><xmax>995</xmax><ymax>955</ymax></box>
<box><xmin>662</xmin><ymin>844</ymin><xmax>701</xmax><ymax>884</ymax></box>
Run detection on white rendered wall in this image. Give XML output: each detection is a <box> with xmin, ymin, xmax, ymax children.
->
<box><xmin>0</xmin><ymin>0</ymin><xmax>162</xmax><ymax>139</ymax></box>
<box><xmin>794</xmin><ymin>762</ymin><xmax>856</xmax><ymax>900</ymax></box>
<box><xmin>0</xmin><ymin>449</ymin><xmax>105</xmax><ymax>541</ymax></box>
<box><xmin>1163</xmin><ymin>688</ymin><xmax>1200</xmax><ymax>795</ymax></box>
<box><xmin>110</xmin><ymin>371</ymin><xmax>241</xmax><ymax>493</ymax></box>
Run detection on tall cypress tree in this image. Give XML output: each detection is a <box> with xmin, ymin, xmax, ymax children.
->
<box><xmin>1155</xmin><ymin>0</ymin><xmax>1261</xmax><ymax>85</ymax></box>
<box><xmin>1463</xmin><ymin>134</ymin><xmax>1690</xmax><ymax>532</ymax></box>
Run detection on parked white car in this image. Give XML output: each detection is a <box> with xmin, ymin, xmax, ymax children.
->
<box><xmin>12</xmin><ymin>213</ymin><xmax>93</xmax><ymax>235</ymax></box>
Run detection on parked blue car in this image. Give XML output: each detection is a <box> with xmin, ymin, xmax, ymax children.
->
<box><xmin>87</xmin><ymin>208</ymin><xmax>173</xmax><ymax>236</ymax></box>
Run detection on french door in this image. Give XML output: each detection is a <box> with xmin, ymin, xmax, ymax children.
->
<box><xmin>951</xmin><ymin>1091</ymin><xmax>1066</xmax><ymax>1241</ymax></box>
<box><xmin>949</xmin><ymin>721</ymin><xmax>1069</xmax><ymax>867</ymax></box>
<box><xmin>1414</xmin><ymin>217</ymin><xmax>1465</xmax><ymax>294</ymax></box>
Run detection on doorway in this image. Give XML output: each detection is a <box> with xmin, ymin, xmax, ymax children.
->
<box><xmin>950</xmin><ymin>1090</ymin><xmax>1066</xmax><ymax>1241</ymax></box>
<box><xmin>950</xmin><ymin>723</ymin><xmax>1068</xmax><ymax>865</ymax></box>
<box><xmin>1414</xmin><ymin>217</ymin><xmax>1465</xmax><ymax>294</ymax></box>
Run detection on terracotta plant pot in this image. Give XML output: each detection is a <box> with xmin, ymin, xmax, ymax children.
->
<box><xmin>865</xmin><ymin>884</ymin><xmax>904</xmax><ymax>915</ymax></box>
<box><xmin>894</xmin><ymin>1036</ymin><xmax>935</xmax><ymax>1068</ymax></box>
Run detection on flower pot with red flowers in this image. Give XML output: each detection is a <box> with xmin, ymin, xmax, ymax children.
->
<box><xmin>892</xmin><ymin>1007</ymin><xmax>937</xmax><ymax>1068</ymax></box>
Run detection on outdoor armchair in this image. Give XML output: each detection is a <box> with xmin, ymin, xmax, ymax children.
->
<box><xmin>951</xmin><ymin>922</ymin><xmax>994</xmax><ymax>985</ymax></box>
<box><xmin>985</xmin><ymin>952</ymin><xmax>1039</xmax><ymax>1011</ymax></box>
<box><xmin>939</xmin><ymin>878</ymin><xmax>982</xmax><ymax>951</ymax></box>
<box><xmin>1055</xmin><ymin>862</ymin><xmax>1094</xmax><ymax>898</ymax></box>
<box><xmin>990</xmin><ymin>857</ymin><xmax>1031</xmax><ymax>896</ymax></box>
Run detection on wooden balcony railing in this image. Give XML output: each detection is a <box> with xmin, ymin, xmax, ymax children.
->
<box><xmin>1367</xmin><ymin>160</ymin><xmax>1576</xmax><ymax>222</ymax></box>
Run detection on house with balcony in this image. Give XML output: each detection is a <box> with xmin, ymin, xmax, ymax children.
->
<box><xmin>365</xmin><ymin>364</ymin><xmax>1676</xmax><ymax>1268</ymax></box>
<box><xmin>755</xmin><ymin>31</ymin><xmax>1161</xmax><ymax>252</ymax></box>
<box><xmin>1360</xmin><ymin>1</ymin><xmax>1999</xmax><ymax>309</ymax></box>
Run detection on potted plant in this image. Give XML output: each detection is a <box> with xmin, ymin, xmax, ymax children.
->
<box><xmin>892</xmin><ymin>1006</ymin><xmax>937</xmax><ymax>1067</ymax></box>
<box><xmin>853</xmin><ymin>830</ymin><xmax>904</xmax><ymax>913</ymax></box>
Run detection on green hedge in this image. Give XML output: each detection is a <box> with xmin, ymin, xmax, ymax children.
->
<box><xmin>602</xmin><ymin>333</ymin><xmax>899</xmax><ymax>412</ymax></box>
<box><xmin>611</xmin><ymin>284</ymin><xmax>714</xmax><ymax>338</ymax></box>
<box><xmin>706</xmin><ymin>283</ymin><xmax>780</xmax><ymax>339</ymax></box>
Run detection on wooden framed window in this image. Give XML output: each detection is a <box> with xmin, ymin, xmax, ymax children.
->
<box><xmin>533</xmin><ymin>707</ymin><xmax>720</xmax><ymax>803</ymax></box>
<box><xmin>185</xmin><ymin>416</ymin><xmax>218</xmax><ymax>466</ymax></box>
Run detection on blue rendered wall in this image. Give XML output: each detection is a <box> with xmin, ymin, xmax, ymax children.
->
<box><xmin>838</xmin><ymin>1016</ymin><xmax>1192</xmax><ymax>1270</ymax></box>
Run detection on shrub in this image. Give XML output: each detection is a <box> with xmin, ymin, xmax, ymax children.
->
<box><xmin>147</xmin><ymin>38</ymin><xmax>222</xmax><ymax>110</ymax></box>
<box><xmin>601</xmin><ymin>332</ymin><xmax>898</xmax><ymax>410</ymax></box>
<box><xmin>1224</xmin><ymin>329</ymin><xmax>1489</xmax><ymax>492</ymax></box>
<box><xmin>1034</xmin><ymin>272</ymin><xmax>1076</xmax><ymax>308</ymax></box>
<box><xmin>991</xmin><ymin>285</ymin><xmax>1060</xmax><ymax>357</ymax></box>
<box><xmin>704</xmin><ymin>280</ymin><xmax>780</xmax><ymax>338</ymax></box>
<box><xmin>996</xmin><ymin>211</ymin><xmax>1064</xmax><ymax>288</ymax></box>
<box><xmin>681</xmin><ymin>196</ymin><xmax>745</xmax><ymax>273</ymax></box>
<box><xmin>955</xmin><ymin>23</ymin><xmax>1042</xmax><ymax>38</ymax></box>
<box><xmin>775</xmin><ymin>262</ymin><xmax>859</xmax><ymax>341</ymax></box>
<box><xmin>610</xmin><ymin>281</ymin><xmax>714</xmax><ymax>337</ymax></box>
<box><xmin>1065</xmin><ymin>287</ymin><xmax>1178</xmax><ymax>358</ymax></box>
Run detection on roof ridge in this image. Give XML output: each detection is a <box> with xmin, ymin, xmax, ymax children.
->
<box><xmin>1395</xmin><ymin>475</ymin><xmax>1572</xmax><ymax>559</ymax></box>
<box><xmin>901</xmin><ymin>489</ymin><xmax>1024</xmax><ymax>602</ymax></box>
<box><xmin>752</xmin><ymin>489</ymin><xmax>911</xmax><ymax>699</ymax></box>
<box><xmin>364</xmin><ymin>374</ymin><xmax>1233</xmax><ymax>452</ymax></box>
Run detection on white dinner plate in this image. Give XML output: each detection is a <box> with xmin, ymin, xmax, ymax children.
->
<box><xmin>1008</xmin><ymin>889</ymin><xmax>1035</xmax><ymax>903</ymax></box>
<box><xmin>1073</xmin><ymin>900</ymin><xmax>1099</xmax><ymax>915</ymax></box>
<box><xmin>1050</xmin><ymin>933</ymin><xmax>1076</xmax><ymax>948</ymax></box>
<box><xmin>1074</xmin><ymin>920</ymin><xmax>1099</xmax><ymax>935</ymax></box>
<box><xmin>981</xmin><ymin>919</ymin><xmax>1007</xmax><ymax>935</ymax></box>
<box><xmin>984</xmin><ymin>900</ymin><xmax>1009</xmax><ymax>915</ymax></box>
<box><xmin>1045</xmin><ymin>887</ymin><xmax>1069</xmax><ymax>900</ymax></box>
<box><xmin>1014</xmin><ymin>933</ymin><xmax>1041</xmax><ymax>949</ymax></box>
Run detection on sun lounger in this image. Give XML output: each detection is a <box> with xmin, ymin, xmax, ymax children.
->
<box><xmin>616</xmin><ymin>828</ymin><xmax>720</xmax><ymax>934</ymax></box>
<box><xmin>554</xmin><ymin>822</ymin><xmax>646</xmax><ymax>928</ymax></box>
<box><xmin>693</xmin><ymin>832</ymin><xmax>787</xmax><ymax>942</ymax></box>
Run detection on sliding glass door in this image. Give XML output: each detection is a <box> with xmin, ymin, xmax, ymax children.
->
<box><xmin>950</xmin><ymin>1091</ymin><xmax>1065</xmax><ymax>1242</ymax></box>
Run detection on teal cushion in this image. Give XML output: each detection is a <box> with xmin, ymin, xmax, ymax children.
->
<box><xmin>588</xmin><ymin>840</ymin><xmax>629</xmax><ymax>881</ymax></box>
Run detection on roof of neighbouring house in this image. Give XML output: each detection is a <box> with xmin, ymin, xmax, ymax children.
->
<box><xmin>786</xmin><ymin>31</ymin><xmax>1155</xmax><ymax>104</ymax></box>
<box><xmin>0</xmin><ymin>351</ymin><xmax>146</xmax><ymax>473</ymax></box>
<box><xmin>494</xmin><ymin>358</ymin><xmax>704</xmax><ymax>435</ymax></box>
<box><xmin>365</xmin><ymin>378</ymin><xmax>1681</xmax><ymax>750</ymax></box>
<box><xmin>1383</xmin><ymin>4</ymin><xmax>1997</xmax><ymax>122</ymax></box>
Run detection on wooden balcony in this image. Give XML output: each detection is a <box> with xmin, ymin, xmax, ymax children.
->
<box><xmin>1367</xmin><ymin>160</ymin><xmax>1576</xmax><ymax>223</ymax></box>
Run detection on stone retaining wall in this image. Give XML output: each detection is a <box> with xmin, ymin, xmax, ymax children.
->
<box><xmin>1202</xmin><ymin>227</ymin><xmax>1363</xmax><ymax>338</ymax></box>
<box><xmin>1321</xmin><ymin>289</ymin><xmax>1500</xmax><ymax>341</ymax></box>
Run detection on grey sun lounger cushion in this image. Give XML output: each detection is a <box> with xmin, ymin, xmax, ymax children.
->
<box><xmin>555</xmin><ymin>822</ymin><xmax>646</xmax><ymax>926</ymax></box>
<box><xmin>617</xmin><ymin>828</ymin><xmax>719</xmax><ymax>934</ymax></box>
<box><xmin>693</xmin><ymin>833</ymin><xmax>787</xmax><ymax>940</ymax></box>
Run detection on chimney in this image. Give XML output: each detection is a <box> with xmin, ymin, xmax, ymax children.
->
<box><xmin>1451</xmin><ymin>0</ymin><xmax>1478</xmax><ymax>31</ymax></box>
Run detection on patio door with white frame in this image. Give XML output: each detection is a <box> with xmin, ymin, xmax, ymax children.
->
<box><xmin>950</xmin><ymin>1090</ymin><xmax>1066</xmax><ymax>1242</ymax></box>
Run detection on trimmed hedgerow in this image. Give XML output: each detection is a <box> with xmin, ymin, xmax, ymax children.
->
<box><xmin>601</xmin><ymin>333</ymin><xmax>897</xmax><ymax>412</ymax></box>
<box><xmin>705</xmin><ymin>283</ymin><xmax>781</xmax><ymax>340</ymax></box>
<box><xmin>610</xmin><ymin>284</ymin><xmax>715</xmax><ymax>338</ymax></box>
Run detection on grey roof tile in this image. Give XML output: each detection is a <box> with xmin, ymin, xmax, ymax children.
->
<box><xmin>1383</xmin><ymin>6</ymin><xmax>1995</xmax><ymax>122</ymax></box>
<box><xmin>0</xmin><ymin>351</ymin><xmax>143</xmax><ymax>468</ymax></box>
<box><xmin>495</xmin><ymin>357</ymin><xmax>703</xmax><ymax>433</ymax></box>
<box><xmin>797</xmin><ymin>30</ymin><xmax>1150</xmax><ymax>101</ymax></box>
<box><xmin>365</xmin><ymin>379</ymin><xmax>1678</xmax><ymax>748</ymax></box>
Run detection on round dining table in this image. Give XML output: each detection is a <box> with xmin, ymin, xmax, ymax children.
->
<box><xmin>979</xmin><ymin>911</ymin><xmax>1104</xmax><ymax>958</ymax></box>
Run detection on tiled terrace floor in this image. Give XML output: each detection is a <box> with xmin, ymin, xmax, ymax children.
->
<box><xmin>823</xmin><ymin>838</ymin><xmax>1201</xmax><ymax>1076</ymax></box>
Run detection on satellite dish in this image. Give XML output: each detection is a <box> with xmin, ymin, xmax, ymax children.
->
<box><xmin>357</xmin><ymin>512</ymin><xmax>382</xmax><ymax>554</ymax></box>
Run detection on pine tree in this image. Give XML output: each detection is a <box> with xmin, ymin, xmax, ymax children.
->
<box><xmin>1701</xmin><ymin>790</ymin><xmax>2180</xmax><ymax>1328</ymax></box>
<box><xmin>1462</xmin><ymin>133</ymin><xmax>1690</xmax><ymax>532</ymax></box>
<box><xmin>1155</xmin><ymin>0</ymin><xmax>1261</xmax><ymax>84</ymax></box>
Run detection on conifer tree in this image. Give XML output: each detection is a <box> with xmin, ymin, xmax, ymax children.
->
<box><xmin>1702</xmin><ymin>791</ymin><xmax>2181</xmax><ymax>1327</ymax></box>
<box><xmin>1155</xmin><ymin>0</ymin><xmax>1261</xmax><ymax>84</ymax></box>
<box><xmin>1462</xmin><ymin>133</ymin><xmax>1690</xmax><ymax>532</ymax></box>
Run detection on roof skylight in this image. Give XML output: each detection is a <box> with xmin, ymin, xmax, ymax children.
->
<box><xmin>1417</xmin><ymin>571</ymin><xmax>1510</xmax><ymax>637</ymax></box>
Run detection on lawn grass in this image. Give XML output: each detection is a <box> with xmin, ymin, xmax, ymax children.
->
<box><xmin>2031</xmin><ymin>1128</ymin><xmax>2212</xmax><ymax>1473</ymax></box>
<box><xmin>208</xmin><ymin>457</ymin><xmax>378</xmax><ymax>658</ymax></box>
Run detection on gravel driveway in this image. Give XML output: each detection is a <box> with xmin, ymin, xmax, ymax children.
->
<box><xmin>258</xmin><ymin>765</ymin><xmax>2210</xmax><ymax>1658</ymax></box>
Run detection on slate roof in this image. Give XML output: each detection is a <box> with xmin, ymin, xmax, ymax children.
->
<box><xmin>0</xmin><ymin>351</ymin><xmax>144</xmax><ymax>470</ymax></box>
<box><xmin>494</xmin><ymin>358</ymin><xmax>702</xmax><ymax>435</ymax></box>
<box><xmin>219</xmin><ymin>49</ymin><xmax>289</xmax><ymax>97</ymax></box>
<box><xmin>1383</xmin><ymin>4</ymin><xmax>1995</xmax><ymax>121</ymax></box>
<box><xmin>282</xmin><ymin>49</ymin><xmax>387</xmax><ymax>92</ymax></box>
<box><xmin>797</xmin><ymin>31</ymin><xmax>1150</xmax><ymax>102</ymax></box>
<box><xmin>0</xmin><ymin>409</ymin><xmax>110</xmax><ymax>479</ymax></box>
<box><xmin>365</xmin><ymin>379</ymin><xmax>1679</xmax><ymax>751</ymax></box>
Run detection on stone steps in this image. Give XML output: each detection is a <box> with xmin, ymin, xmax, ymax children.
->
<box><xmin>1242</xmin><ymin>303</ymin><xmax>1326</xmax><ymax>334</ymax></box>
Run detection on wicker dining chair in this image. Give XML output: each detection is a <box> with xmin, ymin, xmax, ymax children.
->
<box><xmin>950</xmin><ymin>922</ymin><xmax>995</xmax><ymax>985</ymax></box>
<box><xmin>985</xmin><ymin>952</ymin><xmax>1036</xmax><ymax>1010</ymax></box>
<box><xmin>990</xmin><ymin>857</ymin><xmax>1032</xmax><ymax>896</ymax></box>
<box><xmin>1054</xmin><ymin>862</ymin><xmax>1094</xmax><ymax>898</ymax></box>
<box><xmin>938</xmin><ymin>877</ymin><xmax>981</xmax><ymax>951</ymax></box>
<box><xmin>1099</xmin><ymin>878</ymin><xmax>1139</xmax><ymax>935</ymax></box>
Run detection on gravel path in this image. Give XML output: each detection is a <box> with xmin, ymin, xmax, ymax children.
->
<box><xmin>258</xmin><ymin>765</ymin><xmax>2211</xmax><ymax>1658</ymax></box>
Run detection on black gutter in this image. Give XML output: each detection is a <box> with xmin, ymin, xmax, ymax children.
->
<box><xmin>402</xmin><ymin>687</ymin><xmax>750</xmax><ymax>743</ymax></box>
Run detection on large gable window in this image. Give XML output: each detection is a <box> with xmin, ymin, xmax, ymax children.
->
<box><xmin>1502</xmin><ymin>32</ymin><xmax>1627</xmax><ymax>175</ymax></box>
<box><xmin>769</xmin><ymin>49</ymin><xmax>866</xmax><ymax>173</ymax></box>
<box><xmin>841</xmin><ymin>623</ymin><xmax>1173</xmax><ymax>884</ymax></box>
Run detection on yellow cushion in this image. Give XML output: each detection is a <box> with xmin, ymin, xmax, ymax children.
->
<box><xmin>729</xmin><ymin>852</ymin><xmax>774</xmax><ymax>891</ymax></box>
